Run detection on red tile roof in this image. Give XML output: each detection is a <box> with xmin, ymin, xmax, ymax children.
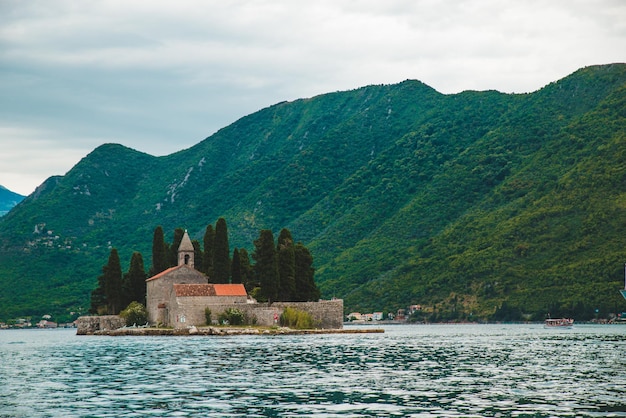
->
<box><xmin>212</xmin><ymin>284</ymin><xmax>248</xmax><ymax>297</ymax></box>
<box><xmin>174</xmin><ymin>284</ymin><xmax>215</xmax><ymax>297</ymax></box>
<box><xmin>173</xmin><ymin>283</ymin><xmax>248</xmax><ymax>297</ymax></box>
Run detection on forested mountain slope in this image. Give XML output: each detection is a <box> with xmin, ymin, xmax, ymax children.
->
<box><xmin>0</xmin><ymin>63</ymin><xmax>625</xmax><ymax>321</ymax></box>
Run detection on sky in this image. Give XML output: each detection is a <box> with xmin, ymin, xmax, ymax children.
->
<box><xmin>1</xmin><ymin>0</ymin><xmax>624</xmax><ymax>196</ymax></box>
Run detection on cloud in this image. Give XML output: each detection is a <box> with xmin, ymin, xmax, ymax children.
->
<box><xmin>0</xmin><ymin>125</ymin><xmax>87</xmax><ymax>195</ymax></box>
<box><xmin>0</xmin><ymin>0</ymin><xmax>624</xmax><ymax>195</ymax></box>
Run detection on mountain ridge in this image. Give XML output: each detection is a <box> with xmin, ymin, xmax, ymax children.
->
<box><xmin>1</xmin><ymin>63</ymin><xmax>625</xmax><ymax>322</ymax></box>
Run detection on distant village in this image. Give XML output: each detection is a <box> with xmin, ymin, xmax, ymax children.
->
<box><xmin>0</xmin><ymin>315</ymin><xmax>78</xmax><ymax>330</ymax></box>
<box><xmin>346</xmin><ymin>305</ymin><xmax>422</xmax><ymax>323</ymax></box>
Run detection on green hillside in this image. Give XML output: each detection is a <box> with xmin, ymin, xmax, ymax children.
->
<box><xmin>1</xmin><ymin>63</ymin><xmax>625</xmax><ymax>322</ymax></box>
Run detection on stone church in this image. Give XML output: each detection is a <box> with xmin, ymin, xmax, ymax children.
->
<box><xmin>145</xmin><ymin>230</ymin><xmax>249</xmax><ymax>328</ymax></box>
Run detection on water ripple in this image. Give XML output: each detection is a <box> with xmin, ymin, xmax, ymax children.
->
<box><xmin>1</xmin><ymin>325</ymin><xmax>626</xmax><ymax>417</ymax></box>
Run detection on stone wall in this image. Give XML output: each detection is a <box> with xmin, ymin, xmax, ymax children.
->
<box><xmin>221</xmin><ymin>299</ymin><xmax>344</xmax><ymax>329</ymax></box>
<box><xmin>170</xmin><ymin>296</ymin><xmax>250</xmax><ymax>328</ymax></box>
<box><xmin>76</xmin><ymin>315</ymin><xmax>125</xmax><ymax>335</ymax></box>
<box><xmin>161</xmin><ymin>304</ymin><xmax>276</xmax><ymax>327</ymax></box>
<box><xmin>161</xmin><ymin>299</ymin><xmax>344</xmax><ymax>329</ymax></box>
<box><xmin>272</xmin><ymin>300</ymin><xmax>344</xmax><ymax>329</ymax></box>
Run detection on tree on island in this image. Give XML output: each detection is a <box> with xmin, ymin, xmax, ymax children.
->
<box><xmin>202</xmin><ymin>224</ymin><xmax>215</xmax><ymax>278</ymax></box>
<box><xmin>104</xmin><ymin>248</ymin><xmax>123</xmax><ymax>314</ymax></box>
<box><xmin>89</xmin><ymin>273</ymin><xmax>106</xmax><ymax>315</ymax></box>
<box><xmin>231</xmin><ymin>248</ymin><xmax>242</xmax><ymax>284</ymax></box>
<box><xmin>90</xmin><ymin>248</ymin><xmax>124</xmax><ymax>315</ymax></box>
<box><xmin>238</xmin><ymin>248</ymin><xmax>253</xmax><ymax>290</ymax></box>
<box><xmin>122</xmin><ymin>252</ymin><xmax>147</xmax><ymax>306</ymax></box>
<box><xmin>213</xmin><ymin>217</ymin><xmax>231</xmax><ymax>283</ymax></box>
<box><xmin>294</xmin><ymin>243</ymin><xmax>320</xmax><ymax>302</ymax></box>
<box><xmin>150</xmin><ymin>226</ymin><xmax>168</xmax><ymax>276</ymax></box>
<box><xmin>192</xmin><ymin>239</ymin><xmax>203</xmax><ymax>272</ymax></box>
<box><xmin>253</xmin><ymin>229</ymin><xmax>279</xmax><ymax>303</ymax></box>
<box><xmin>92</xmin><ymin>249</ymin><xmax>147</xmax><ymax>315</ymax></box>
<box><xmin>168</xmin><ymin>228</ymin><xmax>185</xmax><ymax>268</ymax></box>
<box><xmin>277</xmin><ymin>228</ymin><xmax>296</xmax><ymax>302</ymax></box>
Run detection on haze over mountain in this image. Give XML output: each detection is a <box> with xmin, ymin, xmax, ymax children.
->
<box><xmin>0</xmin><ymin>186</ymin><xmax>25</xmax><ymax>217</ymax></box>
<box><xmin>1</xmin><ymin>63</ymin><xmax>625</xmax><ymax>322</ymax></box>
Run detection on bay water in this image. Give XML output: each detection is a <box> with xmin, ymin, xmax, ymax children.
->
<box><xmin>1</xmin><ymin>324</ymin><xmax>625</xmax><ymax>417</ymax></box>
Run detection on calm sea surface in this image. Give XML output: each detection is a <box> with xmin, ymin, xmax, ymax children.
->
<box><xmin>1</xmin><ymin>324</ymin><xmax>625</xmax><ymax>417</ymax></box>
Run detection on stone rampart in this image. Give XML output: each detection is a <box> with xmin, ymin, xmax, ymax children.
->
<box><xmin>165</xmin><ymin>299</ymin><xmax>344</xmax><ymax>329</ymax></box>
<box><xmin>208</xmin><ymin>300</ymin><xmax>343</xmax><ymax>328</ymax></box>
<box><xmin>272</xmin><ymin>300</ymin><xmax>344</xmax><ymax>329</ymax></box>
<box><xmin>76</xmin><ymin>315</ymin><xmax>125</xmax><ymax>335</ymax></box>
<box><xmin>172</xmin><ymin>297</ymin><xmax>252</xmax><ymax>328</ymax></box>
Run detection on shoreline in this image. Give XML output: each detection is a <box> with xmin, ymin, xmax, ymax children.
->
<box><xmin>80</xmin><ymin>326</ymin><xmax>385</xmax><ymax>336</ymax></box>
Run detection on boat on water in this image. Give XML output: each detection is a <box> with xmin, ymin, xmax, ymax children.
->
<box><xmin>544</xmin><ymin>318</ymin><xmax>574</xmax><ymax>328</ymax></box>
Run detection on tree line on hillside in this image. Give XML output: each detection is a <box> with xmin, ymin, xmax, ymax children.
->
<box><xmin>90</xmin><ymin>218</ymin><xmax>320</xmax><ymax>315</ymax></box>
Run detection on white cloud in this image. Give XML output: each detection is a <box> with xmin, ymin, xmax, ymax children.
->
<box><xmin>0</xmin><ymin>125</ymin><xmax>89</xmax><ymax>195</ymax></box>
<box><xmin>0</xmin><ymin>0</ymin><xmax>624</xmax><ymax>195</ymax></box>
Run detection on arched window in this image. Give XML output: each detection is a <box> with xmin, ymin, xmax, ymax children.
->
<box><xmin>184</xmin><ymin>254</ymin><xmax>190</xmax><ymax>265</ymax></box>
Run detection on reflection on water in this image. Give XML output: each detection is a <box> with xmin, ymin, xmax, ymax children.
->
<box><xmin>1</xmin><ymin>324</ymin><xmax>625</xmax><ymax>417</ymax></box>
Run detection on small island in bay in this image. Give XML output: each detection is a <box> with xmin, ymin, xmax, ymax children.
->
<box><xmin>78</xmin><ymin>224</ymin><xmax>382</xmax><ymax>336</ymax></box>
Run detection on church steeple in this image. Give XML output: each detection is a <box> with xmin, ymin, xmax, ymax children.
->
<box><xmin>178</xmin><ymin>230</ymin><xmax>195</xmax><ymax>269</ymax></box>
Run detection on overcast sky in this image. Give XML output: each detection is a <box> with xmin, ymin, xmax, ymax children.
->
<box><xmin>1</xmin><ymin>0</ymin><xmax>624</xmax><ymax>196</ymax></box>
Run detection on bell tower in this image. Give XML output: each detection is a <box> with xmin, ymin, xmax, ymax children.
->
<box><xmin>178</xmin><ymin>230</ymin><xmax>195</xmax><ymax>269</ymax></box>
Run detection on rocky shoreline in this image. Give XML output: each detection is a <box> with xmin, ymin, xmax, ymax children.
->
<box><xmin>80</xmin><ymin>325</ymin><xmax>384</xmax><ymax>336</ymax></box>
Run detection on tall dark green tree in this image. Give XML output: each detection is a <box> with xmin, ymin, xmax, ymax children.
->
<box><xmin>89</xmin><ymin>271</ymin><xmax>107</xmax><ymax>314</ymax></box>
<box><xmin>122</xmin><ymin>252</ymin><xmax>147</xmax><ymax>306</ymax></box>
<box><xmin>277</xmin><ymin>228</ymin><xmax>296</xmax><ymax>301</ymax></box>
<box><xmin>192</xmin><ymin>240</ymin><xmax>203</xmax><ymax>272</ymax></box>
<box><xmin>231</xmin><ymin>248</ymin><xmax>242</xmax><ymax>284</ymax></box>
<box><xmin>104</xmin><ymin>248</ymin><xmax>123</xmax><ymax>314</ymax></box>
<box><xmin>294</xmin><ymin>243</ymin><xmax>320</xmax><ymax>302</ymax></box>
<box><xmin>150</xmin><ymin>226</ymin><xmax>168</xmax><ymax>276</ymax></box>
<box><xmin>253</xmin><ymin>229</ymin><xmax>279</xmax><ymax>303</ymax></box>
<box><xmin>202</xmin><ymin>224</ymin><xmax>215</xmax><ymax>278</ymax></box>
<box><xmin>168</xmin><ymin>228</ymin><xmax>185</xmax><ymax>267</ymax></box>
<box><xmin>213</xmin><ymin>218</ymin><xmax>230</xmax><ymax>283</ymax></box>
<box><xmin>239</xmin><ymin>248</ymin><xmax>254</xmax><ymax>291</ymax></box>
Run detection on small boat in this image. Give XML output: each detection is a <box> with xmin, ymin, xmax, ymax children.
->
<box><xmin>544</xmin><ymin>318</ymin><xmax>574</xmax><ymax>328</ymax></box>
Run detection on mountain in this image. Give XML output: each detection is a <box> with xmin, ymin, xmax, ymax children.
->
<box><xmin>1</xmin><ymin>63</ymin><xmax>625</xmax><ymax>322</ymax></box>
<box><xmin>0</xmin><ymin>186</ymin><xmax>25</xmax><ymax>217</ymax></box>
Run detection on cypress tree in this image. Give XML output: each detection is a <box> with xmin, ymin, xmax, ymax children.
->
<box><xmin>104</xmin><ymin>248</ymin><xmax>123</xmax><ymax>314</ymax></box>
<box><xmin>123</xmin><ymin>252</ymin><xmax>147</xmax><ymax>306</ymax></box>
<box><xmin>169</xmin><ymin>228</ymin><xmax>185</xmax><ymax>267</ymax></box>
<box><xmin>202</xmin><ymin>224</ymin><xmax>215</xmax><ymax>278</ymax></box>
<box><xmin>213</xmin><ymin>218</ymin><xmax>230</xmax><ymax>283</ymax></box>
<box><xmin>231</xmin><ymin>248</ymin><xmax>242</xmax><ymax>284</ymax></box>
<box><xmin>294</xmin><ymin>243</ymin><xmax>320</xmax><ymax>302</ymax></box>
<box><xmin>277</xmin><ymin>228</ymin><xmax>296</xmax><ymax>301</ymax></box>
<box><xmin>89</xmin><ymin>270</ymin><xmax>107</xmax><ymax>314</ymax></box>
<box><xmin>150</xmin><ymin>226</ymin><xmax>168</xmax><ymax>275</ymax></box>
<box><xmin>239</xmin><ymin>248</ymin><xmax>254</xmax><ymax>291</ymax></box>
<box><xmin>277</xmin><ymin>228</ymin><xmax>293</xmax><ymax>246</ymax></box>
<box><xmin>192</xmin><ymin>240</ymin><xmax>203</xmax><ymax>272</ymax></box>
<box><xmin>253</xmin><ymin>229</ymin><xmax>279</xmax><ymax>303</ymax></box>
